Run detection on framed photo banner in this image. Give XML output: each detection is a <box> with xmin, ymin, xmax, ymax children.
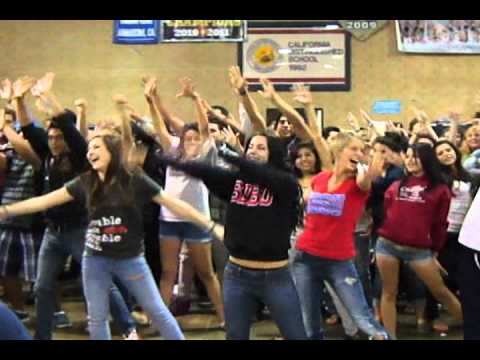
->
<box><xmin>239</xmin><ymin>21</ymin><xmax>351</xmax><ymax>91</ymax></box>
<box><xmin>396</xmin><ymin>20</ymin><xmax>480</xmax><ymax>54</ymax></box>
<box><xmin>113</xmin><ymin>20</ymin><xmax>160</xmax><ymax>44</ymax></box>
<box><xmin>161</xmin><ymin>20</ymin><xmax>247</xmax><ymax>42</ymax></box>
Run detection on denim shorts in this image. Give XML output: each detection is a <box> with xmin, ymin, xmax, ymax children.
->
<box><xmin>159</xmin><ymin>220</ymin><xmax>211</xmax><ymax>244</ymax></box>
<box><xmin>375</xmin><ymin>236</ymin><xmax>433</xmax><ymax>262</ymax></box>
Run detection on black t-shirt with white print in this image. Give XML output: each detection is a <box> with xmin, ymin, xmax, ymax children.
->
<box><xmin>65</xmin><ymin>171</ymin><xmax>162</xmax><ymax>259</ymax></box>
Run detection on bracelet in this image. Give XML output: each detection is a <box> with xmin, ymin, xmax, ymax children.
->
<box><xmin>207</xmin><ymin>221</ymin><xmax>217</xmax><ymax>234</ymax></box>
<box><xmin>238</xmin><ymin>88</ymin><xmax>247</xmax><ymax>96</ymax></box>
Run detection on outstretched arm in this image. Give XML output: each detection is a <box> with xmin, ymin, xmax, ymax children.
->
<box><xmin>0</xmin><ymin>187</ymin><xmax>73</xmax><ymax>219</ymax></box>
<box><xmin>153</xmin><ymin>192</ymin><xmax>224</xmax><ymax>241</ymax></box>
<box><xmin>220</xmin><ymin>151</ymin><xmax>299</xmax><ymax>201</ymax></box>
<box><xmin>158</xmin><ymin>155</ymin><xmax>237</xmax><ymax>202</ymax></box>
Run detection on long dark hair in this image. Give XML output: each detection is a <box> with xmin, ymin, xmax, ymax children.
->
<box><xmin>398</xmin><ymin>143</ymin><xmax>448</xmax><ymax>195</ymax></box>
<box><xmin>434</xmin><ymin>139</ymin><xmax>479</xmax><ymax>197</ymax></box>
<box><xmin>289</xmin><ymin>141</ymin><xmax>322</xmax><ymax>178</ymax></box>
<box><xmin>82</xmin><ymin>134</ymin><xmax>136</xmax><ymax>215</ymax></box>
<box><xmin>177</xmin><ymin>123</ymin><xmax>200</xmax><ymax>161</ymax></box>
<box><xmin>244</xmin><ymin>132</ymin><xmax>304</xmax><ymax>231</ymax></box>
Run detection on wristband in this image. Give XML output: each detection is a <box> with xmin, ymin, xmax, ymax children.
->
<box><xmin>238</xmin><ymin>88</ymin><xmax>247</xmax><ymax>96</ymax></box>
<box><xmin>208</xmin><ymin>221</ymin><xmax>217</xmax><ymax>234</ymax></box>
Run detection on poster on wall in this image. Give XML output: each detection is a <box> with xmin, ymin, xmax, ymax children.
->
<box><xmin>113</xmin><ymin>20</ymin><xmax>160</xmax><ymax>44</ymax></box>
<box><xmin>238</xmin><ymin>21</ymin><xmax>351</xmax><ymax>91</ymax></box>
<box><xmin>160</xmin><ymin>20</ymin><xmax>246</xmax><ymax>42</ymax></box>
<box><xmin>396</xmin><ymin>20</ymin><xmax>480</xmax><ymax>53</ymax></box>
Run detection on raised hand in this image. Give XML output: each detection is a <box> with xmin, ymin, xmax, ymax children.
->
<box><xmin>112</xmin><ymin>94</ymin><xmax>141</xmax><ymax>120</ymax></box>
<box><xmin>368</xmin><ymin>151</ymin><xmax>386</xmax><ymax>179</ymax></box>
<box><xmin>346</xmin><ymin>112</ymin><xmax>360</xmax><ymax>130</ymax></box>
<box><xmin>176</xmin><ymin>77</ymin><xmax>198</xmax><ymax>100</ymax></box>
<box><xmin>12</xmin><ymin>76</ymin><xmax>37</xmax><ymax>99</ymax></box>
<box><xmin>35</xmin><ymin>98</ymin><xmax>53</xmax><ymax>116</ymax></box>
<box><xmin>292</xmin><ymin>84</ymin><xmax>313</xmax><ymax>105</ymax></box>
<box><xmin>34</xmin><ymin>72</ymin><xmax>56</xmax><ymax>95</ymax></box>
<box><xmin>74</xmin><ymin>98</ymin><xmax>87</xmax><ymax>112</ymax></box>
<box><xmin>143</xmin><ymin>76</ymin><xmax>157</xmax><ymax>101</ymax></box>
<box><xmin>228</xmin><ymin>66</ymin><xmax>247</xmax><ymax>93</ymax></box>
<box><xmin>222</xmin><ymin>126</ymin><xmax>240</xmax><ymax>148</ymax></box>
<box><xmin>0</xmin><ymin>79</ymin><xmax>13</xmax><ymax>101</ymax></box>
<box><xmin>258</xmin><ymin>78</ymin><xmax>276</xmax><ymax>101</ymax></box>
<box><xmin>112</xmin><ymin>94</ymin><xmax>129</xmax><ymax>106</ymax></box>
<box><xmin>0</xmin><ymin>108</ymin><xmax>6</xmax><ymax>131</ymax></box>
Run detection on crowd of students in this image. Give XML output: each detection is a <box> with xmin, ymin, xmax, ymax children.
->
<box><xmin>0</xmin><ymin>69</ymin><xmax>479</xmax><ymax>340</ymax></box>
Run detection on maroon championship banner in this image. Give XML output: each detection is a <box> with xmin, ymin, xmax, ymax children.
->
<box><xmin>161</xmin><ymin>20</ymin><xmax>246</xmax><ymax>42</ymax></box>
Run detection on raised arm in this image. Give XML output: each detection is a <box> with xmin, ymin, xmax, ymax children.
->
<box><xmin>74</xmin><ymin>98</ymin><xmax>88</xmax><ymax>139</ymax></box>
<box><xmin>228</xmin><ymin>66</ymin><xmax>267</xmax><ymax>132</ymax></box>
<box><xmin>143</xmin><ymin>76</ymin><xmax>185</xmax><ymax>136</ymax></box>
<box><xmin>0</xmin><ymin>187</ymin><xmax>73</xmax><ymax>220</ymax></box>
<box><xmin>112</xmin><ymin>94</ymin><xmax>135</xmax><ymax>155</ymax></box>
<box><xmin>356</xmin><ymin>150</ymin><xmax>385</xmax><ymax>192</ymax></box>
<box><xmin>201</xmin><ymin>98</ymin><xmax>244</xmax><ymax>136</ymax></box>
<box><xmin>176</xmin><ymin>77</ymin><xmax>209</xmax><ymax>142</ymax></box>
<box><xmin>359</xmin><ymin>109</ymin><xmax>382</xmax><ymax>139</ymax></box>
<box><xmin>0</xmin><ymin>79</ymin><xmax>13</xmax><ymax>104</ymax></box>
<box><xmin>258</xmin><ymin>78</ymin><xmax>310</xmax><ymax>140</ymax></box>
<box><xmin>144</xmin><ymin>77</ymin><xmax>174</xmax><ymax>151</ymax></box>
<box><xmin>11</xmin><ymin>76</ymin><xmax>50</xmax><ymax>162</ymax></box>
<box><xmin>292</xmin><ymin>84</ymin><xmax>333</xmax><ymax>171</ymax></box>
<box><xmin>410</xmin><ymin>105</ymin><xmax>439</xmax><ymax>142</ymax></box>
<box><xmin>31</xmin><ymin>72</ymin><xmax>64</xmax><ymax>117</ymax></box>
<box><xmin>0</xmin><ymin>113</ymin><xmax>42</xmax><ymax>170</ymax></box>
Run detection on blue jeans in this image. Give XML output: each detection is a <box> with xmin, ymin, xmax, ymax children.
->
<box><xmin>82</xmin><ymin>255</ymin><xmax>184</xmax><ymax>340</ymax></box>
<box><xmin>354</xmin><ymin>233</ymin><xmax>373</xmax><ymax>308</ymax></box>
<box><xmin>0</xmin><ymin>301</ymin><xmax>32</xmax><ymax>340</ymax></box>
<box><xmin>34</xmin><ymin>226</ymin><xmax>135</xmax><ymax>340</ymax></box>
<box><xmin>292</xmin><ymin>250</ymin><xmax>388</xmax><ymax>340</ymax></box>
<box><xmin>223</xmin><ymin>262</ymin><xmax>307</xmax><ymax>340</ymax></box>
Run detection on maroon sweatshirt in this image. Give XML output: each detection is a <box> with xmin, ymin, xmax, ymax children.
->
<box><xmin>378</xmin><ymin>175</ymin><xmax>452</xmax><ymax>252</ymax></box>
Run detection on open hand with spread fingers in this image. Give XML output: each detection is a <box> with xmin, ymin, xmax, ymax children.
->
<box><xmin>0</xmin><ymin>79</ymin><xmax>13</xmax><ymax>101</ymax></box>
<box><xmin>12</xmin><ymin>76</ymin><xmax>37</xmax><ymax>99</ymax></box>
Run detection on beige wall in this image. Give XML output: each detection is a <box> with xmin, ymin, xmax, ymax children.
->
<box><xmin>1</xmin><ymin>20</ymin><xmax>479</xmax><ymax>127</ymax></box>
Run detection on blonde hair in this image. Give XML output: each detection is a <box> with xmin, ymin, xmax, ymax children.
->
<box><xmin>329</xmin><ymin>132</ymin><xmax>362</xmax><ymax>159</ymax></box>
<box><xmin>460</xmin><ymin>125</ymin><xmax>480</xmax><ymax>156</ymax></box>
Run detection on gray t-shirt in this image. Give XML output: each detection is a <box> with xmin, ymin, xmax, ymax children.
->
<box><xmin>66</xmin><ymin>171</ymin><xmax>162</xmax><ymax>258</ymax></box>
<box><xmin>160</xmin><ymin>137</ymin><xmax>215</xmax><ymax>221</ymax></box>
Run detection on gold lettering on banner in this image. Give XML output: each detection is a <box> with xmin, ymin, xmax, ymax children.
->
<box><xmin>166</xmin><ymin>20</ymin><xmax>242</xmax><ymax>28</ymax></box>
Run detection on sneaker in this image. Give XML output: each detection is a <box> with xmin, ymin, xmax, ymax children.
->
<box><xmin>123</xmin><ymin>329</ymin><xmax>141</xmax><ymax>340</ymax></box>
<box><xmin>14</xmin><ymin>310</ymin><xmax>30</xmax><ymax>323</ymax></box>
<box><xmin>54</xmin><ymin>311</ymin><xmax>73</xmax><ymax>329</ymax></box>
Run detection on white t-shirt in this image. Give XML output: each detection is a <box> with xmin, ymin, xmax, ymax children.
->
<box><xmin>160</xmin><ymin>137</ymin><xmax>215</xmax><ymax>222</ymax></box>
<box><xmin>459</xmin><ymin>189</ymin><xmax>480</xmax><ymax>251</ymax></box>
<box><xmin>447</xmin><ymin>181</ymin><xmax>473</xmax><ymax>233</ymax></box>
